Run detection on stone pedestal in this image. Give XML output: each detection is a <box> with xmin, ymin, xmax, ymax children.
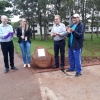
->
<box><xmin>31</xmin><ymin>46</ymin><xmax>53</xmax><ymax>69</ymax></box>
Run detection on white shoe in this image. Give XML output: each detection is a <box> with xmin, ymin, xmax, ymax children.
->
<box><xmin>28</xmin><ymin>64</ymin><xmax>31</xmax><ymax>68</ymax></box>
<box><xmin>23</xmin><ymin>64</ymin><xmax>26</xmax><ymax>68</ymax></box>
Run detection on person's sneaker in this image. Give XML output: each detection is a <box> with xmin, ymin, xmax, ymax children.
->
<box><xmin>28</xmin><ymin>64</ymin><xmax>31</xmax><ymax>68</ymax></box>
<box><xmin>75</xmin><ymin>72</ymin><xmax>82</xmax><ymax>77</ymax></box>
<box><xmin>23</xmin><ymin>64</ymin><xmax>26</xmax><ymax>68</ymax></box>
<box><xmin>4</xmin><ymin>68</ymin><xmax>9</xmax><ymax>74</ymax></box>
<box><xmin>52</xmin><ymin>66</ymin><xmax>59</xmax><ymax>69</ymax></box>
<box><xmin>11</xmin><ymin>66</ymin><xmax>18</xmax><ymax>70</ymax></box>
<box><xmin>66</xmin><ymin>69</ymin><xmax>75</xmax><ymax>72</ymax></box>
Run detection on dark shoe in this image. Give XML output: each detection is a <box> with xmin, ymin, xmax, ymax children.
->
<box><xmin>75</xmin><ymin>72</ymin><xmax>82</xmax><ymax>77</ymax></box>
<box><xmin>66</xmin><ymin>69</ymin><xmax>75</xmax><ymax>72</ymax></box>
<box><xmin>4</xmin><ymin>68</ymin><xmax>9</xmax><ymax>74</ymax></box>
<box><xmin>53</xmin><ymin>66</ymin><xmax>59</xmax><ymax>69</ymax></box>
<box><xmin>61</xmin><ymin>67</ymin><xmax>65</xmax><ymax>72</ymax></box>
<box><xmin>11</xmin><ymin>66</ymin><xmax>18</xmax><ymax>70</ymax></box>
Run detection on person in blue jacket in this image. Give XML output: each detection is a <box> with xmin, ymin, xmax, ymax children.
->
<box><xmin>66</xmin><ymin>14</ymin><xmax>85</xmax><ymax>77</ymax></box>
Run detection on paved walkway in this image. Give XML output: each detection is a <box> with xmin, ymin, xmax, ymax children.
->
<box><xmin>35</xmin><ymin>65</ymin><xmax>100</xmax><ymax>100</ymax></box>
<box><xmin>0</xmin><ymin>49</ymin><xmax>42</xmax><ymax>100</ymax></box>
<box><xmin>1</xmin><ymin>47</ymin><xmax>100</xmax><ymax>100</ymax></box>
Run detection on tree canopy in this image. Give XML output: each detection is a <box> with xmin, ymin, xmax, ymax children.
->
<box><xmin>0</xmin><ymin>1</ymin><xmax>13</xmax><ymax>23</ymax></box>
<box><xmin>9</xmin><ymin>0</ymin><xmax>100</xmax><ymax>40</ymax></box>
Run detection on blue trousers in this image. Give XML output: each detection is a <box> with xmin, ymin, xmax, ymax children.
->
<box><xmin>19</xmin><ymin>41</ymin><xmax>31</xmax><ymax>64</ymax></box>
<box><xmin>54</xmin><ymin>39</ymin><xmax>65</xmax><ymax>67</ymax></box>
<box><xmin>68</xmin><ymin>48</ymin><xmax>82</xmax><ymax>73</ymax></box>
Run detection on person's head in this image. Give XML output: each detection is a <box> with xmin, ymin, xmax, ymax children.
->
<box><xmin>1</xmin><ymin>15</ymin><xmax>8</xmax><ymax>25</ymax></box>
<box><xmin>54</xmin><ymin>15</ymin><xmax>61</xmax><ymax>25</ymax></box>
<box><xmin>20</xmin><ymin>18</ymin><xmax>27</xmax><ymax>27</ymax></box>
<box><xmin>72</xmin><ymin>14</ymin><xmax>80</xmax><ymax>24</ymax></box>
<box><xmin>20</xmin><ymin>18</ymin><xmax>28</xmax><ymax>30</ymax></box>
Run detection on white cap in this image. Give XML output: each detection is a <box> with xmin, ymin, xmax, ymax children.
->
<box><xmin>73</xmin><ymin>13</ymin><xmax>80</xmax><ymax>18</ymax></box>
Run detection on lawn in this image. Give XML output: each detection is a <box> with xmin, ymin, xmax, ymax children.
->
<box><xmin>13</xmin><ymin>33</ymin><xmax>100</xmax><ymax>58</ymax></box>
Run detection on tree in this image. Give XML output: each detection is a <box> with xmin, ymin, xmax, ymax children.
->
<box><xmin>10</xmin><ymin>0</ymin><xmax>100</xmax><ymax>41</ymax></box>
<box><xmin>12</xmin><ymin>0</ymin><xmax>38</xmax><ymax>39</ymax></box>
<box><xmin>0</xmin><ymin>1</ymin><xmax>12</xmax><ymax>23</ymax></box>
<box><xmin>11</xmin><ymin>21</ymin><xmax>20</xmax><ymax>30</ymax></box>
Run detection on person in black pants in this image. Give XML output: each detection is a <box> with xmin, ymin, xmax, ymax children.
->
<box><xmin>51</xmin><ymin>15</ymin><xmax>66</xmax><ymax>71</ymax></box>
<box><xmin>0</xmin><ymin>15</ymin><xmax>18</xmax><ymax>74</ymax></box>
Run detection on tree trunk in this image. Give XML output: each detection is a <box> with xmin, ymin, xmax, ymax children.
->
<box><xmin>39</xmin><ymin>13</ymin><xmax>43</xmax><ymax>41</ymax></box>
<box><xmin>91</xmin><ymin>28</ymin><xmax>93</xmax><ymax>41</ymax></box>
<box><xmin>39</xmin><ymin>24</ymin><xmax>43</xmax><ymax>41</ymax></box>
<box><xmin>44</xmin><ymin>19</ymin><xmax>49</xmax><ymax>41</ymax></box>
<box><xmin>96</xmin><ymin>24</ymin><xmax>99</xmax><ymax>38</ymax></box>
<box><xmin>32</xmin><ymin>23</ymin><xmax>35</xmax><ymax>39</ymax></box>
<box><xmin>90</xmin><ymin>3</ymin><xmax>95</xmax><ymax>41</ymax></box>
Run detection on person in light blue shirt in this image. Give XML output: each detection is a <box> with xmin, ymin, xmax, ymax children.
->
<box><xmin>0</xmin><ymin>23</ymin><xmax>13</xmax><ymax>42</ymax></box>
<box><xmin>0</xmin><ymin>15</ymin><xmax>18</xmax><ymax>74</ymax></box>
<box><xmin>51</xmin><ymin>15</ymin><xmax>66</xmax><ymax>71</ymax></box>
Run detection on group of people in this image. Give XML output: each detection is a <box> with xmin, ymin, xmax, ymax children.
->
<box><xmin>51</xmin><ymin>14</ymin><xmax>84</xmax><ymax>77</ymax></box>
<box><xmin>0</xmin><ymin>14</ymin><xmax>84</xmax><ymax>77</ymax></box>
<box><xmin>0</xmin><ymin>15</ymin><xmax>31</xmax><ymax>74</ymax></box>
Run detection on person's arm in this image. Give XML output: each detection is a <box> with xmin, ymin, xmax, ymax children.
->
<box><xmin>57</xmin><ymin>24</ymin><xmax>67</xmax><ymax>36</ymax></box>
<box><xmin>51</xmin><ymin>26</ymin><xmax>57</xmax><ymax>37</ymax></box>
<box><xmin>0</xmin><ymin>28</ymin><xmax>11</xmax><ymax>39</ymax></box>
<box><xmin>73</xmin><ymin>24</ymin><xmax>84</xmax><ymax>38</ymax></box>
<box><xmin>17</xmin><ymin>27</ymin><xmax>22</xmax><ymax>39</ymax></box>
<box><xmin>66</xmin><ymin>31</ymin><xmax>71</xmax><ymax>37</ymax></box>
<box><xmin>25</xmin><ymin>28</ymin><xmax>32</xmax><ymax>41</ymax></box>
<box><xmin>0</xmin><ymin>28</ymin><xmax>5</xmax><ymax>39</ymax></box>
<box><xmin>65</xmin><ymin>27</ymin><xmax>71</xmax><ymax>37</ymax></box>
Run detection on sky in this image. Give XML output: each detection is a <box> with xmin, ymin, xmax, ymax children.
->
<box><xmin>10</xmin><ymin>15</ymin><xmax>20</xmax><ymax>22</ymax></box>
<box><xmin>6</xmin><ymin>7</ymin><xmax>20</xmax><ymax>22</ymax></box>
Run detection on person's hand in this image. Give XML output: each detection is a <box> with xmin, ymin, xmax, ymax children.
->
<box><xmin>67</xmin><ymin>28</ymin><xmax>72</xmax><ymax>33</ymax></box>
<box><xmin>3</xmin><ymin>32</ymin><xmax>11</xmax><ymax>39</ymax></box>
<box><xmin>56</xmin><ymin>33</ymin><xmax>60</xmax><ymax>36</ymax></box>
<box><xmin>9</xmin><ymin>32</ymin><xmax>14</xmax><ymax>36</ymax></box>
<box><xmin>21</xmin><ymin>36</ymin><xmax>24</xmax><ymax>39</ymax></box>
<box><xmin>66</xmin><ymin>27</ymin><xmax>69</xmax><ymax>31</ymax></box>
<box><xmin>66</xmin><ymin>26</ymin><xmax>70</xmax><ymax>31</ymax></box>
<box><xmin>70</xmin><ymin>28</ymin><xmax>74</xmax><ymax>32</ymax></box>
<box><xmin>52</xmin><ymin>33</ymin><xmax>57</xmax><ymax>37</ymax></box>
<box><xmin>25</xmin><ymin>37</ymin><xmax>27</xmax><ymax>41</ymax></box>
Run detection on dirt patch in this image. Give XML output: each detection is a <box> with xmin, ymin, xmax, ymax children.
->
<box><xmin>65</xmin><ymin>56</ymin><xmax>100</xmax><ymax>66</ymax></box>
<box><xmin>31</xmin><ymin>56</ymin><xmax>100</xmax><ymax>73</ymax></box>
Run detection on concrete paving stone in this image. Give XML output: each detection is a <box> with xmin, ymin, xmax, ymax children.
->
<box><xmin>0</xmin><ymin>49</ymin><xmax>42</xmax><ymax>100</ymax></box>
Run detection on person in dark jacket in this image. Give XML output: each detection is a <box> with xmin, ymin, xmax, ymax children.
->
<box><xmin>17</xmin><ymin>18</ymin><xmax>31</xmax><ymax>68</ymax></box>
<box><xmin>66</xmin><ymin>14</ymin><xmax>84</xmax><ymax>77</ymax></box>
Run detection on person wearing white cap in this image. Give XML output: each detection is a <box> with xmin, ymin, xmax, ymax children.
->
<box><xmin>66</xmin><ymin>13</ymin><xmax>84</xmax><ymax>77</ymax></box>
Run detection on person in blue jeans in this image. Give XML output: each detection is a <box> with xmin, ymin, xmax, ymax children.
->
<box><xmin>17</xmin><ymin>18</ymin><xmax>31</xmax><ymax>68</ymax></box>
<box><xmin>66</xmin><ymin>14</ymin><xmax>85</xmax><ymax>77</ymax></box>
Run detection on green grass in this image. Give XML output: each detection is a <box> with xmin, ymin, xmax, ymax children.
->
<box><xmin>83</xmin><ymin>33</ymin><xmax>100</xmax><ymax>57</ymax></box>
<box><xmin>13</xmin><ymin>34</ymin><xmax>100</xmax><ymax>57</ymax></box>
